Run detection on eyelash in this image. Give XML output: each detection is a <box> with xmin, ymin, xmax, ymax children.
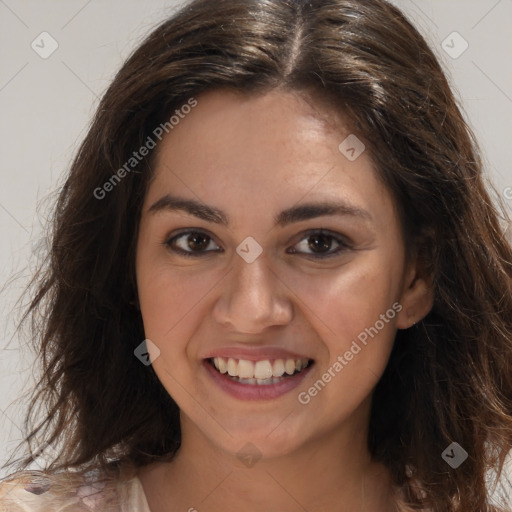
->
<box><xmin>163</xmin><ymin>229</ymin><xmax>352</xmax><ymax>260</ymax></box>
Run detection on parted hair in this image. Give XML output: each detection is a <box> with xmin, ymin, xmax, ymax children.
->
<box><xmin>4</xmin><ymin>0</ymin><xmax>512</xmax><ymax>510</ymax></box>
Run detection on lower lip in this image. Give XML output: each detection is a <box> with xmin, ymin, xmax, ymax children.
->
<box><xmin>203</xmin><ymin>360</ymin><xmax>314</xmax><ymax>401</ymax></box>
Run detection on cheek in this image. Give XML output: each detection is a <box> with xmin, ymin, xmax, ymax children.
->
<box><xmin>135</xmin><ymin>250</ymin><xmax>236</xmax><ymax>397</ymax></box>
<box><xmin>284</xmin><ymin>254</ymin><xmax>402</xmax><ymax>402</ymax></box>
<box><xmin>285</xmin><ymin>254</ymin><xmax>402</xmax><ymax>342</ymax></box>
<box><xmin>292</xmin><ymin>266</ymin><xmax>400</xmax><ymax>413</ymax></box>
<box><xmin>137</xmin><ymin>263</ymin><xmax>211</xmax><ymax>346</ymax></box>
<box><xmin>135</xmin><ymin>262</ymin><xmax>211</xmax><ymax>402</ymax></box>
<box><xmin>135</xmin><ymin>222</ymin><xmax>215</xmax><ymax>342</ymax></box>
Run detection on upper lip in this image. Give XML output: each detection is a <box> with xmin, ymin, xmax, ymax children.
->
<box><xmin>202</xmin><ymin>346</ymin><xmax>313</xmax><ymax>361</ymax></box>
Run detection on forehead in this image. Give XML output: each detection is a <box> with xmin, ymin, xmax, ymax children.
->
<box><xmin>154</xmin><ymin>88</ymin><xmax>352</xmax><ymax>165</ymax></box>
<box><xmin>143</xmin><ymin>88</ymin><xmax>396</xmax><ymax>230</ymax></box>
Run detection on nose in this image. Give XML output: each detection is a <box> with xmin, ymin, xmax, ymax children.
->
<box><xmin>212</xmin><ymin>251</ymin><xmax>293</xmax><ymax>334</ymax></box>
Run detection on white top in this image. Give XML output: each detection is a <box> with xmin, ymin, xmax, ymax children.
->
<box><xmin>0</xmin><ymin>464</ymin><xmax>151</xmax><ymax>511</ymax></box>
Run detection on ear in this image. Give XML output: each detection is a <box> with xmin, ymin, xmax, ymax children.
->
<box><xmin>396</xmin><ymin>246</ymin><xmax>435</xmax><ymax>330</ymax></box>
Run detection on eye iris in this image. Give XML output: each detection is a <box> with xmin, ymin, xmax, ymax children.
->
<box><xmin>188</xmin><ymin>232</ymin><xmax>209</xmax><ymax>251</ymax></box>
<box><xmin>308</xmin><ymin>234</ymin><xmax>331</xmax><ymax>253</ymax></box>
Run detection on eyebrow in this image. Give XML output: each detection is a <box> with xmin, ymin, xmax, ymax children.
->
<box><xmin>148</xmin><ymin>194</ymin><xmax>373</xmax><ymax>227</ymax></box>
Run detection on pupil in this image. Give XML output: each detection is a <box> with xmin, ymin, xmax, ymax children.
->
<box><xmin>188</xmin><ymin>233</ymin><xmax>209</xmax><ymax>251</ymax></box>
<box><xmin>309</xmin><ymin>234</ymin><xmax>331</xmax><ymax>253</ymax></box>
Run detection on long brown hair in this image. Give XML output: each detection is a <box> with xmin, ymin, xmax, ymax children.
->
<box><xmin>3</xmin><ymin>0</ymin><xmax>512</xmax><ymax>510</ymax></box>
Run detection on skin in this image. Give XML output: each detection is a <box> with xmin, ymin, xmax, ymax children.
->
<box><xmin>135</xmin><ymin>88</ymin><xmax>434</xmax><ymax>512</ymax></box>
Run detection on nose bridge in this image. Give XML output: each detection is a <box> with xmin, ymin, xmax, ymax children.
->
<box><xmin>233</xmin><ymin>252</ymin><xmax>272</xmax><ymax>301</ymax></box>
<box><xmin>213</xmin><ymin>249</ymin><xmax>291</xmax><ymax>332</ymax></box>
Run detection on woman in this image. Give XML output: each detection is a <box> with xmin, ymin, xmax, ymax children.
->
<box><xmin>1</xmin><ymin>0</ymin><xmax>511</xmax><ymax>510</ymax></box>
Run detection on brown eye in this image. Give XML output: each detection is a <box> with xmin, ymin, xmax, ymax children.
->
<box><xmin>184</xmin><ymin>232</ymin><xmax>210</xmax><ymax>251</ymax></box>
<box><xmin>288</xmin><ymin>230</ymin><xmax>351</xmax><ymax>259</ymax></box>
<box><xmin>165</xmin><ymin>230</ymin><xmax>221</xmax><ymax>257</ymax></box>
<box><xmin>306</xmin><ymin>233</ymin><xmax>333</xmax><ymax>253</ymax></box>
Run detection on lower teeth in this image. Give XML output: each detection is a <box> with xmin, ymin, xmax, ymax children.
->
<box><xmin>223</xmin><ymin>368</ymin><xmax>310</xmax><ymax>385</ymax></box>
<box><xmin>226</xmin><ymin>375</ymin><xmax>290</xmax><ymax>385</ymax></box>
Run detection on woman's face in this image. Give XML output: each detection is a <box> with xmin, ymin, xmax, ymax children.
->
<box><xmin>135</xmin><ymin>88</ymin><xmax>430</xmax><ymax>460</ymax></box>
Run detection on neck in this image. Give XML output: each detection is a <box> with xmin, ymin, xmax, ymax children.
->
<box><xmin>138</xmin><ymin>413</ymin><xmax>396</xmax><ymax>512</ymax></box>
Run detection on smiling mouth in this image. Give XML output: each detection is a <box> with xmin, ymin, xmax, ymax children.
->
<box><xmin>207</xmin><ymin>356</ymin><xmax>315</xmax><ymax>385</ymax></box>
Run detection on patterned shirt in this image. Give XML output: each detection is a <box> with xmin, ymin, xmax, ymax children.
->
<box><xmin>0</xmin><ymin>463</ymin><xmax>150</xmax><ymax>511</ymax></box>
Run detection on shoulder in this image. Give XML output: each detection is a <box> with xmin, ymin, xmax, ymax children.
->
<box><xmin>0</xmin><ymin>462</ymin><xmax>147</xmax><ymax>512</ymax></box>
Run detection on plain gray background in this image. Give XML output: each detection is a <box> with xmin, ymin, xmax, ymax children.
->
<box><xmin>1</xmin><ymin>0</ymin><xmax>511</xmax><ymax>499</ymax></box>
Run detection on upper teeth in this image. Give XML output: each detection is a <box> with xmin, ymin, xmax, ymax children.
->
<box><xmin>212</xmin><ymin>357</ymin><xmax>310</xmax><ymax>379</ymax></box>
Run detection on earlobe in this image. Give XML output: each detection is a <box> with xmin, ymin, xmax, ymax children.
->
<box><xmin>396</xmin><ymin>261</ymin><xmax>435</xmax><ymax>330</ymax></box>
